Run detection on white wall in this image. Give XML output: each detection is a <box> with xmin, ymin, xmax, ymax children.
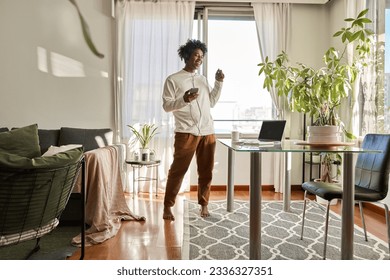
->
<box><xmin>0</xmin><ymin>0</ymin><xmax>114</xmax><ymax>129</ymax></box>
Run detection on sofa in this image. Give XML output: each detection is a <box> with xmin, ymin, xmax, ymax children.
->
<box><xmin>1</xmin><ymin>125</ymin><xmax>116</xmax><ymax>222</ymax></box>
<box><xmin>0</xmin><ymin>124</ymin><xmax>145</xmax><ymax>246</ymax></box>
<box><xmin>0</xmin><ymin>125</ymin><xmax>114</xmax><ymax>154</ymax></box>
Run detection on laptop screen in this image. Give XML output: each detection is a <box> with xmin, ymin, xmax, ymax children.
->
<box><xmin>258</xmin><ymin>120</ymin><xmax>286</xmax><ymax>142</ymax></box>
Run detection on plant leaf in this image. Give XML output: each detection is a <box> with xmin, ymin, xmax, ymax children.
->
<box><xmin>68</xmin><ymin>0</ymin><xmax>104</xmax><ymax>59</ymax></box>
<box><xmin>357</xmin><ymin>9</ymin><xmax>369</xmax><ymax>18</ymax></box>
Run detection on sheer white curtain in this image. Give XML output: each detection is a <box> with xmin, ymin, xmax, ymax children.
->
<box><xmin>252</xmin><ymin>3</ymin><xmax>290</xmax><ymax>193</ymax></box>
<box><xmin>339</xmin><ymin>0</ymin><xmax>366</xmax><ymax>138</ymax></box>
<box><xmin>341</xmin><ymin>0</ymin><xmax>383</xmax><ymax>136</ymax></box>
<box><xmin>115</xmin><ymin>0</ymin><xmax>195</xmax><ymax>193</ymax></box>
<box><xmin>361</xmin><ymin>0</ymin><xmax>382</xmax><ymax>135</ymax></box>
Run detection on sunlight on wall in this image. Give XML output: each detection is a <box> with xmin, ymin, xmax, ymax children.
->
<box><xmin>37</xmin><ymin>46</ymin><xmax>85</xmax><ymax>77</ymax></box>
<box><xmin>51</xmin><ymin>52</ymin><xmax>85</xmax><ymax>77</ymax></box>
<box><xmin>100</xmin><ymin>71</ymin><xmax>109</xmax><ymax>78</ymax></box>
<box><xmin>37</xmin><ymin>46</ymin><xmax>110</xmax><ymax>79</ymax></box>
<box><xmin>37</xmin><ymin>47</ymin><xmax>48</xmax><ymax>73</ymax></box>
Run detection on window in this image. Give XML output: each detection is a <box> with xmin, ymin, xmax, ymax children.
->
<box><xmin>194</xmin><ymin>7</ymin><xmax>273</xmax><ymax>135</ymax></box>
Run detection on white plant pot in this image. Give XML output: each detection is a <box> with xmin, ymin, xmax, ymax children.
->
<box><xmin>307</xmin><ymin>125</ymin><xmax>341</xmax><ymax>143</ymax></box>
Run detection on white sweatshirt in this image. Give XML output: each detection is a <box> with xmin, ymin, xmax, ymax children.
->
<box><xmin>162</xmin><ymin>69</ymin><xmax>223</xmax><ymax>136</ymax></box>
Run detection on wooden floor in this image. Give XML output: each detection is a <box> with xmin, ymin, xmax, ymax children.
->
<box><xmin>68</xmin><ymin>189</ymin><xmax>388</xmax><ymax>260</ymax></box>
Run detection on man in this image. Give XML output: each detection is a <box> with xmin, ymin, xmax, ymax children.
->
<box><xmin>162</xmin><ymin>39</ymin><xmax>225</xmax><ymax>220</ymax></box>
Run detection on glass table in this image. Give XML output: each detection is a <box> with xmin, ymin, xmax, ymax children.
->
<box><xmin>218</xmin><ymin>139</ymin><xmax>381</xmax><ymax>260</ymax></box>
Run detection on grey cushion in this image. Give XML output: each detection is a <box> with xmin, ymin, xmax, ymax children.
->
<box><xmin>38</xmin><ymin>129</ymin><xmax>60</xmax><ymax>154</ymax></box>
<box><xmin>0</xmin><ymin>124</ymin><xmax>41</xmax><ymax>158</ymax></box>
<box><xmin>58</xmin><ymin>127</ymin><xmax>113</xmax><ymax>152</ymax></box>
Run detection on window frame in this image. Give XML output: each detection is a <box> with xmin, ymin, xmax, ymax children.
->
<box><xmin>193</xmin><ymin>6</ymin><xmax>275</xmax><ymax>137</ymax></box>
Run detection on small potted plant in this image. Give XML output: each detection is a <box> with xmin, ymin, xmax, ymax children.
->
<box><xmin>128</xmin><ymin>123</ymin><xmax>158</xmax><ymax>161</ymax></box>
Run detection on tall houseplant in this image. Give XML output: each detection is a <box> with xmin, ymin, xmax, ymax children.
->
<box><xmin>258</xmin><ymin>9</ymin><xmax>373</xmax><ymax>137</ymax></box>
<box><xmin>258</xmin><ymin>9</ymin><xmax>373</xmax><ymax>182</ymax></box>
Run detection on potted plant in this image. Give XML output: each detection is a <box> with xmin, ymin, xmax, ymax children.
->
<box><xmin>258</xmin><ymin>9</ymin><xmax>373</xmax><ymax>141</ymax></box>
<box><xmin>128</xmin><ymin>123</ymin><xmax>159</xmax><ymax>161</ymax></box>
<box><xmin>258</xmin><ymin>9</ymin><xmax>374</xmax><ymax>183</ymax></box>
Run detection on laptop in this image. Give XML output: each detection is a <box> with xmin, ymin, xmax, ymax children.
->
<box><xmin>240</xmin><ymin>120</ymin><xmax>286</xmax><ymax>146</ymax></box>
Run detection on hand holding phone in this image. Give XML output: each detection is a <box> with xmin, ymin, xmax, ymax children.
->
<box><xmin>184</xmin><ymin>88</ymin><xmax>199</xmax><ymax>103</ymax></box>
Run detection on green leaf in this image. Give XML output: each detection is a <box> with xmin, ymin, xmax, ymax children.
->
<box><xmin>353</xmin><ymin>18</ymin><xmax>365</xmax><ymax>28</ymax></box>
<box><xmin>351</xmin><ymin>31</ymin><xmax>361</xmax><ymax>42</ymax></box>
<box><xmin>333</xmin><ymin>30</ymin><xmax>343</xmax><ymax>37</ymax></box>
<box><xmin>128</xmin><ymin>124</ymin><xmax>159</xmax><ymax>149</ymax></box>
<box><xmin>68</xmin><ymin>0</ymin><xmax>104</xmax><ymax>59</ymax></box>
<box><xmin>341</xmin><ymin>33</ymin><xmax>347</xmax><ymax>43</ymax></box>
<box><xmin>360</xmin><ymin>18</ymin><xmax>372</xmax><ymax>24</ymax></box>
<box><xmin>357</xmin><ymin>9</ymin><xmax>369</xmax><ymax>18</ymax></box>
<box><xmin>343</xmin><ymin>129</ymin><xmax>357</xmax><ymax>140</ymax></box>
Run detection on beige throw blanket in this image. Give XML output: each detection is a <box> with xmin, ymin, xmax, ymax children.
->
<box><xmin>72</xmin><ymin>145</ymin><xmax>145</xmax><ymax>247</ymax></box>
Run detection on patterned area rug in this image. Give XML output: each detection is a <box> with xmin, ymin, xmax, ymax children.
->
<box><xmin>183</xmin><ymin>200</ymin><xmax>389</xmax><ymax>260</ymax></box>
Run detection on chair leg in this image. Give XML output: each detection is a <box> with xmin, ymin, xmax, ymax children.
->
<box><xmin>300</xmin><ymin>191</ymin><xmax>308</xmax><ymax>240</ymax></box>
<box><xmin>384</xmin><ymin>204</ymin><xmax>390</xmax><ymax>259</ymax></box>
<box><xmin>359</xmin><ymin>202</ymin><xmax>368</xmax><ymax>241</ymax></box>
<box><xmin>322</xmin><ymin>201</ymin><xmax>331</xmax><ymax>260</ymax></box>
<box><xmin>25</xmin><ymin>238</ymin><xmax>41</xmax><ymax>259</ymax></box>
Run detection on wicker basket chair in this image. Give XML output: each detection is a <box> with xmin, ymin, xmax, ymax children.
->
<box><xmin>0</xmin><ymin>157</ymin><xmax>84</xmax><ymax>259</ymax></box>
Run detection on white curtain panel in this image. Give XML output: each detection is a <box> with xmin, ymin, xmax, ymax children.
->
<box><xmin>361</xmin><ymin>0</ymin><xmax>382</xmax><ymax>135</ymax></box>
<box><xmin>252</xmin><ymin>3</ymin><xmax>290</xmax><ymax>193</ymax></box>
<box><xmin>252</xmin><ymin>3</ymin><xmax>290</xmax><ymax>118</ymax></box>
<box><xmin>343</xmin><ymin>0</ymin><xmax>384</xmax><ymax>136</ymax></box>
<box><xmin>339</xmin><ymin>0</ymin><xmax>366</xmax><ymax>138</ymax></box>
<box><xmin>115</xmin><ymin>0</ymin><xmax>195</xmax><ymax>193</ymax></box>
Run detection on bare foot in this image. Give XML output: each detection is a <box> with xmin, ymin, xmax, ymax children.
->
<box><xmin>163</xmin><ymin>206</ymin><xmax>175</xmax><ymax>220</ymax></box>
<box><xmin>200</xmin><ymin>205</ymin><xmax>210</xmax><ymax>218</ymax></box>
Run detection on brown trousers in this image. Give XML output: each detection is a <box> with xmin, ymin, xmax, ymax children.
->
<box><xmin>164</xmin><ymin>133</ymin><xmax>216</xmax><ymax>207</ymax></box>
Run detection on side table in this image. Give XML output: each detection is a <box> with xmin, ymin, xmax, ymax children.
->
<box><xmin>125</xmin><ymin>160</ymin><xmax>160</xmax><ymax>197</ymax></box>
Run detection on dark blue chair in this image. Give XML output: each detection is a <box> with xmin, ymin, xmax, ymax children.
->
<box><xmin>300</xmin><ymin>134</ymin><xmax>390</xmax><ymax>259</ymax></box>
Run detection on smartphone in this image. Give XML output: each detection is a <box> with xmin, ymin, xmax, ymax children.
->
<box><xmin>190</xmin><ymin>88</ymin><xmax>199</xmax><ymax>94</ymax></box>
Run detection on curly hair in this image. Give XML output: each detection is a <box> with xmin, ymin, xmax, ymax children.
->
<box><xmin>177</xmin><ymin>39</ymin><xmax>207</xmax><ymax>63</ymax></box>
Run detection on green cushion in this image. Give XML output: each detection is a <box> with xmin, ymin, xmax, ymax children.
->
<box><xmin>0</xmin><ymin>147</ymin><xmax>83</xmax><ymax>169</ymax></box>
<box><xmin>0</xmin><ymin>124</ymin><xmax>41</xmax><ymax>158</ymax></box>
